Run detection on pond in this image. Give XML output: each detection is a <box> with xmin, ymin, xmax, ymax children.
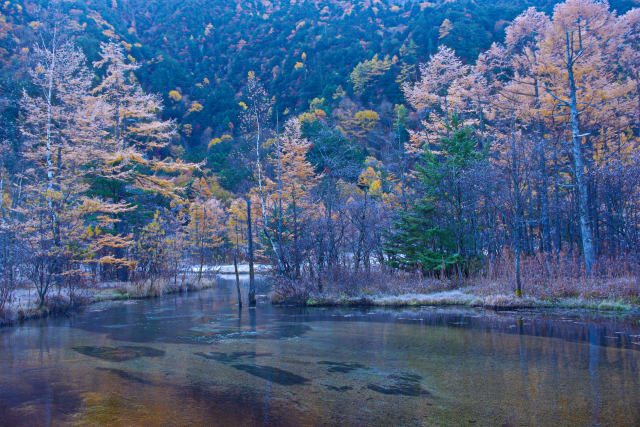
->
<box><xmin>1</xmin><ymin>278</ymin><xmax>640</xmax><ymax>426</ymax></box>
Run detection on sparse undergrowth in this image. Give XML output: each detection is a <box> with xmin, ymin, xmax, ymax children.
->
<box><xmin>272</xmin><ymin>268</ymin><xmax>639</xmax><ymax>312</ymax></box>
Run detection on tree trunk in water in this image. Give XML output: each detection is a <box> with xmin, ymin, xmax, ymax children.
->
<box><xmin>247</xmin><ymin>198</ymin><xmax>256</xmax><ymax>306</ymax></box>
<box><xmin>234</xmin><ymin>248</ymin><xmax>242</xmax><ymax>308</ymax></box>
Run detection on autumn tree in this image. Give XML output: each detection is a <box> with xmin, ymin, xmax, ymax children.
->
<box><xmin>91</xmin><ymin>42</ymin><xmax>195</xmax><ymax>279</ymax></box>
<box><xmin>18</xmin><ymin>18</ymin><xmax>105</xmax><ymax>304</ymax></box>
<box><xmin>265</xmin><ymin>118</ymin><xmax>318</xmax><ymax>278</ymax></box>
<box><xmin>240</xmin><ymin>71</ymin><xmax>286</xmax><ymax>281</ymax></box>
<box><xmin>187</xmin><ymin>179</ymin><xmax>225</xmax><ymax>282</ymax></box>
<box><xmin>226</xmin><ymin>198</ymin><xmax>247</xmax><ymax>306</ymax></box>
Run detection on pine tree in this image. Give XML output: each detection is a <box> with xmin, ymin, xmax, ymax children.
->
<box><xmin>385</xmin><ymin>116</ymin><xmax>484</xmax><ymax>277</ymax></box>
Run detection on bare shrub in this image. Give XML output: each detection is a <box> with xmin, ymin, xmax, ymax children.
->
<box><xmin>478</xmin><ymin>249</ymin><xmax>640</xmax><ymax>300</ymax></box>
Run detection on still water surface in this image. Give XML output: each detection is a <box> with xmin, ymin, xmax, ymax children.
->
<box><xmin>1</xmin><ymin>278</ymin><xmax>640</xmax><ymax>426</ymax></box>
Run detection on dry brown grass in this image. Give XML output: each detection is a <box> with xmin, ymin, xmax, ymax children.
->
<box><xmin>274</xmin><ymin>250</ymin><xmax>640</xmax><ymax>307</ymax></box>
<box><xmin>477</xmin><ymin>250</ymin><xmax>640</xmax><ymax>301</ymax></box>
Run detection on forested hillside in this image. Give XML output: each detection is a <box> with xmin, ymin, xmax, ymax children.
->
<box><xmin>1</xmin><ymin>0</ymin><xmax>639</xmax><ymax>315</ymax></box>
<box><xmin>2</xmin><ymin>1</ymin><xmax>635</xmax><ymax>157</ymax></box>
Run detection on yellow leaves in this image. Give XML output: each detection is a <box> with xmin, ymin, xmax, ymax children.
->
<box><xmin>299</xmin><ymin>112</ymin><xmax>314</xmax><ymax>124</ymax></box>
<box><xmin>1</xmin><ymin>191</ymin><xmax>11</xmax><ymax>209</ymax></box>
<box><xmin>340</xmin><ymin>109</ymin><xmax>380</xmax><ymax>139</ymax></box>
<box><xmin>299</xmin><ymin>108</ymin><xmax>327</xmax><ymax>125</ymax></box>
<box><xmin>187</xmin><ymin>101</ymin><xmax>204</xmax><ymax>113</ymax></box>
<box><xmin>238</xmin><ymin>101</ymin><xmax>248</xmax><ymax>110</ymax></box>
<box><xmin>439</xmin><ymin>18</ymin><xmax>453</xmax><ymax>39</ymax></box>
<box><xmin>182</xmin><ymin>123</ymin><xmax>193</xmax><ymax>137</ymax></box>
<box><xmin>294</xmin><ymin>61</ymin><xmax>304</xmax><ymax>71</ymax></box>
<box><xmin>314</xmin><ymin>109</ymin><xmax>327</xmax><ymax>121</ymax></box>
<box><xmin>102</xmin><ymin>29</ymin><xmax>117</xmax><ymax>39</ymax></box>
<box><xmin>208</xmin><ymin>138</ymin><xmax>222</xmax><ymax>149</ymax></box>
<box><xmin>152</xmin><ymin>158</ymin><xmax>198</xmax><ymax>173</ymax></box>
<box><xmin>187</xmin><ymin>198</ymin><xmax>225</xmax><ymax>251</ymax></box>
<box><xmin>122</xmin><ymin>41</ymin><xmax>133</xmax><ymax>51</ymax></box>
<box><xmin>333</xmin><ymin>85</ymin><xmax>346</xmax><ymax>99</ymax></box>
<box><xmin>168</xmin><ymin>90</ymin><xmax>182</xmax><ymax>102</ymax></box>
<box><xmin>28</xmin><ymin>21</ymin><xmax>41</xmax><ymax>30</ymax></box>
<box><xmin>208</xmin><ymin>134</ymin><xmax>233</xmax><ymax>150</ymax></box>
<box><xmin>83</xmin><ymin>225</ymin><xmax>102</xmax><ymax>238</ymax></box>
<box><xmin>350</xmin><ymin>54</ymin><xmax>392</xmax><ymax>95</ymax></box>
<box><xmin>247</xmin><ymin>70</ymin><xmax>255</xmax><ymax>81</ymax></box>
<box><xmin>96</xmin><ymin>255</ymin><xmax>136</xmax><ymax>267</ymax></box>
<box><xmin>368</xmin><ymin>179</ymin><xmax>382</xmax><ymax>196</ymax></box>
<box><xmin>203</xmin><ymin>77</ymin><xmax>210</xmax><ymax>86</ymax></box>
<box><xmin>309</xmin><ymin>97</ymin><xmax>325</xmax><ymax>110</ymax></box>
<box><xmin>296</xmin><ymin>20</ymin><xmax>306</xmax><ymax>30</ymax></box>
<box><xmin>204</xmin><ymin>23</ymin><xmax>214</xmax><ymax>36</ymax></box>
<box><xmin>127</xmin><ymin>54</ymin><xmax>136</xmax><ymax>63</ymax></box>
<box><xmin>353</xmin><ymin>110</ymin><xmax>380</xmax><ymax>131</ymax></box>
<box><xmin>226</xmin><ymin>198</ymin><xmax>248</xmax><ymax>244</ymax></box>
<box><xmin>301</xmin><ymin>52</ymin><xmax>307</xmax><ymax>61</ymax></box>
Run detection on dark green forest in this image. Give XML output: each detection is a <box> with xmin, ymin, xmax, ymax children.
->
<box><xmin>2</xmin><ymin>0</ymin><xmax>636</xmax><ymax>186</ymax></box>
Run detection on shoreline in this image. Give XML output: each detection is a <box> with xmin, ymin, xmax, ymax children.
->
<box><xmin>275</xmin><ymin>289</ymin><xmax>639</xmax><ymax>313</ymax></box>
<box><xmin>0</xmin><ymin>278</ymin><xmax>219</xmax><ymax>328</ymax></box>
<box><xmin>3</xmin><ymin>282</ymin><xmax>639</xmax><ymax>329</ymax></box>
<box><xmin>0</xmin><ymin>263</ymin><xmax>273</xmax><ymax>328</ymax></box>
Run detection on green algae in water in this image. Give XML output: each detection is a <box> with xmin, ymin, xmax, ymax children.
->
<box><xmin>73</xmin><ymin>346</ymin><xmax>165</xmax><ymax>362</ymax></box>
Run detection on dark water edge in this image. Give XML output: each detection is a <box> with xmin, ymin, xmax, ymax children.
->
<box><xmin>2</xmin><ymin>278</ymin><xmax>640</xmax><ymax>426</ymax></box>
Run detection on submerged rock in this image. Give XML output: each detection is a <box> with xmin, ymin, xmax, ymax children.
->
<box><xmin>231</xmin><ymin>364</ymin><xmax>309</xmax><ymax>386</ymax></box>
<box><xmin>72</xmin><ymin>346</ymin><xmax>165</xmax><ymax>362</ymax></box>
<box><xmin>367</xmin><ymin>372</ymin><xmax>430</xmax><ymax>397</ymax></box>
<box><xmin>195</xmin><ymin>351</ymin><xmax>272</xmax><ymax>363</ymax></box>
<box><xmin>95</xmin><ymin>367</ymin><xmax>153</xmax><ymax>385</ymax></box>
<box><xmin>318</xmin><ymin>361</ymin><xmax>368</xmax><ymax>373</ymax></box>
<box><xmin>326</xmin><ymin>385</ymin><xmax>353</xmax><ymax>392</ymax></box>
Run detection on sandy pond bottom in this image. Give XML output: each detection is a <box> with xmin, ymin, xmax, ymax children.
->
<box><xmin>1</xmin><ymin>278</ymin><xmax>640</xmax><ymax>426</ymax></box>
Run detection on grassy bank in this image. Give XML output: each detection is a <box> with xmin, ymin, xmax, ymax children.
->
<box><xmin>0</xmin><ymin>277</ymin><xmax>218</xmax><ymax>327</ymax></box>
<box><xmin>291</xmin><ymin>290</ymin><xmax>636</xmax><ymax>312</ymax></box>
<box><xmin>272</xmin><ymin>270</ymin><xmax>640</xmax><ymax>312</ymax></box>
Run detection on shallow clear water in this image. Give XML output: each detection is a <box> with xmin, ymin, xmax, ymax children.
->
<box><xmin>2</xmin><ymin>278</ymin><xmax>640</xmax><ymax>426</ymax></box>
